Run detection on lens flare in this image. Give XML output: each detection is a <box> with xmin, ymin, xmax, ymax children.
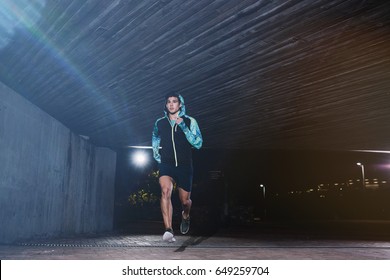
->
<box><xmin>132</xmin><ymin>151</ymin><xmax>149</xmax><ymax>167</ymax></box>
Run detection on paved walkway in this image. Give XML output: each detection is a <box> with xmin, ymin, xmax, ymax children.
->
<box><xmin>2</xmin><ymin>220</ymin><xmax>390</xmax><ymax>259</ymax></box>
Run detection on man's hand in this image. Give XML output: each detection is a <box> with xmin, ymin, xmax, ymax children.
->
<box><xmin>175</xmin><ymin>117</ymin><xmax>183</xmax><ymax>124</ymax></box>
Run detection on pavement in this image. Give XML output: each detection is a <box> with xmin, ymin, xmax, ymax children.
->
<box><xmin>1</xmin><ymin>220</ymin><xmax>390</xmax><ymax>260</ymax></box>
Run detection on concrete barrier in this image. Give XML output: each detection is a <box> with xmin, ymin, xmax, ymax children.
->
<box><xmin>0</xmin><ymin>82</ymin><xmax>116</xmax><ymax>243</ymax></box>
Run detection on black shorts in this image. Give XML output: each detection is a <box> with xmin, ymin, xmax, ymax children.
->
<box><xmin>159</xmin><ymin>163</ymin><xmax>193</xmax><ymax>192</ymax></box>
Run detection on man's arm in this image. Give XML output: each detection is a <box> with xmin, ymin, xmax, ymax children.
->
<box><xmin>178</xmin><ymin>117</ymin><xmax>203</xmax><ymax>149</ymax></box>
<box><xmin>152</xmin><ymin>120</ymin><xmax>161</xmax><ymax>163</ymax></box>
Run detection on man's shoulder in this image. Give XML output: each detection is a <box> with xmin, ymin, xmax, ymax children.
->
<box><xmin>155</xmin><ymin>116</ymin><xmax>166</xmax><ymax>124</ymax></box>
<box><xmin>183</xmin><ymin>115</ymin><xmax>198</xmax><ymax>123</ymax></box>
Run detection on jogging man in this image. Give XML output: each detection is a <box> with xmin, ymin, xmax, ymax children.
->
<box><xmin>152</xmin><ymin>93</ymin><xmax>203</xmax><ymax>242</ymax></box>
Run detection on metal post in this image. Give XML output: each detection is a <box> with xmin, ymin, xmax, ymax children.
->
<box><xmin>357</xmin><ymin>162</ymin><xmax>365</xmax><ymax>188</ymax></box>
<box><xmin>259</xmin><ymin>184</ymin><xmax>266</xmax><ymax>218</ymax></box>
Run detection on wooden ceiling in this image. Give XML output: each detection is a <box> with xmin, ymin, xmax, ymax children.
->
<box><xmin>1</xmin><ymin>0</ymin><xmax>390</xmax><ymax>151</ymax></box>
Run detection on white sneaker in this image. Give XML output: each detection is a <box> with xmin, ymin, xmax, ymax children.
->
<box><xmin>162</xmin><ymin>230</ymin><xmax>176</xmax><ymax>242</ymax></box>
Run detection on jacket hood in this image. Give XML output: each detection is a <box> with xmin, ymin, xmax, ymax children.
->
<box><xmin>164</xmin><ymin>94</ymin><xmax>186</xmax><ymax>117</ymax></box>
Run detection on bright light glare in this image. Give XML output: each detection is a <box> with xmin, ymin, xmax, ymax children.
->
<box><xmin>132</xmin><ymin>151</ymin><xmax>149</xmax><ymax>167</ymax></box>
<box><xmin>0</xmin><ymin>0</ymin><xmax>46</xmax><ymax>48</ymax></box>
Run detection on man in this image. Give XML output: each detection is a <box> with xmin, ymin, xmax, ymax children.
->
<box><xmin>152</xmin><ymin>93</ymin><xmax>203</xmax><ymax>242</ymax></box>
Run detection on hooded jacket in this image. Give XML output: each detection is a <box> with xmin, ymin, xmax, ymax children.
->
<box><xmin>152</xmin><ymin>94</ymin><xmax>203</xmax><ymax>166</ymax></box>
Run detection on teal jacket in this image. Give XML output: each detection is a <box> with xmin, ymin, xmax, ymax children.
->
<box><xmin>152</xmin><ymin>95</ymin><xmax>203</xmax><ymax>166</ymax></box>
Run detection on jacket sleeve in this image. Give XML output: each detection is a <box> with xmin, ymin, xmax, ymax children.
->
<box><xmin>178</xmin><ymin>116</ymin><xmax>203</xmax><ymax>149</ymax></box>
<box><xmin>152</xmin><ymin>120</ymin><xmax>161</xmax><ymax>163</ymax></box>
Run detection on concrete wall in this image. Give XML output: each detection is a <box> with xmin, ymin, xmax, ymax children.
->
<box><xmin>0</xmin><ymin>82</ymin><xmax>117</xmax><ymax>243</ymax></box>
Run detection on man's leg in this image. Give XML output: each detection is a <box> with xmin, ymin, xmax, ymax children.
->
<box><xmin>179</xmin><ymin>188</ymin><xmax>192</xmax><ymax>234</ymax></box>
<box><xmin>159</xmin><ymin>176</ymin><xmax>175</xmax><ymax>241</ymax></box>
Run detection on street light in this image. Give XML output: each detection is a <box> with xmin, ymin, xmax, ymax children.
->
<box><xmin>356</xmin><ymin>162</ymin><xmax>365</xmax><ymax>188</ymax></box>
<box><xmin>132</xmin><ymin>150</ymin><xmax>149</xmax><ymax>167</ymax></box>
<box><xmin>259</xmin><ymin>184</ymin><xmax>266</xmax><ymax>219</ymax></box>
<box><xmin>259</xmin><ymin>184</ymin><xmax>266</xmax><ymax>199</ymax></box>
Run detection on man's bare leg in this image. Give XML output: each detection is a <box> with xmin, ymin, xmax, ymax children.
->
<box><xmin>179</xmin><ymin>188</ymin><xmax>192</xmax><ymax>234</ymax></box>
<box><xmin>159</xmin><ymin>176</ymin><xmax>174</xmax><ymax>241</ymax></box>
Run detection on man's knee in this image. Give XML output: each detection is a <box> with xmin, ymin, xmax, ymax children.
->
<box><xmin>182</xmin><ymin>199</ymin><xmax>192</xmax><ymax>207</ymax></box>
<box><xmin>160</xmin><ymin>183</ymin><xmax>172</xmax><ymax>199</ymax></box>
<box><xmin>159</xmin><ymin>176</ymin><xmax>173</xmax><ymax>198</ymax></box>
<box><xmin>181</xmin><ymin>197</ymin><xmax>192</xmax><ymax>207</ymax></box>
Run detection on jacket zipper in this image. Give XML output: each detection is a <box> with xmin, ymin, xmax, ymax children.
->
<box><xmin>172</xmin><ymin>124</ymin><xmax>178</xmax><ymax>167</ymax></box>
<box><xmin>170</xmin><ymin>120</ymin><xmax>178</xmax><ymax>167</ymax></box>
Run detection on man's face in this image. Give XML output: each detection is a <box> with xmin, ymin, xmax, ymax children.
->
<box><xmin>166</xmin><ymin>96</ymin><xmax>181</xmax><ymax>115</ymax></box>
